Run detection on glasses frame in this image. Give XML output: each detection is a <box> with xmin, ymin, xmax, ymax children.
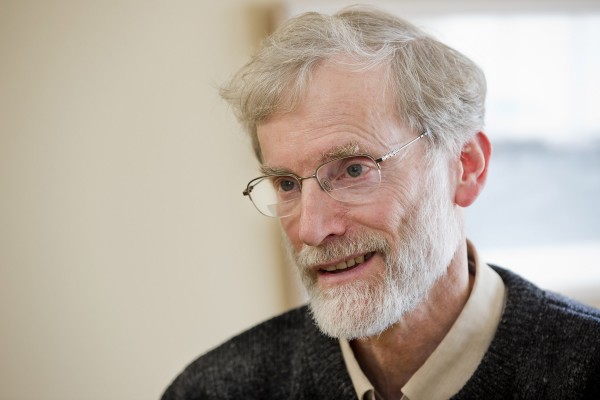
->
<box><xmin>243</xmin><ymin>130</ymin><xmax>430</xmax><ymax>217</ymax></box>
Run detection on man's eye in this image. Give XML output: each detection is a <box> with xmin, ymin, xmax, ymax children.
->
<box><xmin>346</xmin><ymin>164</ymin><xmax>363</xmax><ymax>177</ymax></box>
<box><xmin>279</xmin><ymin>179</ymin><xmax>297</xmax><ymax>192</ymax></box>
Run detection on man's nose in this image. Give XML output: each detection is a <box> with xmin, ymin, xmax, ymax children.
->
<box><xmin>297</xmin><ymin>179</ymin><xmax>346</xmax><ymax>247</ymax></box>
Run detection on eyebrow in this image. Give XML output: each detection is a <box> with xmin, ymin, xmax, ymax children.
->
<box><xmin>260</xmin><ymin>142</ymin><xmax>363</xmax><ymax>176</ymax></box>
<box><xmin>319</xmin><ymin>142</ymin><xmax>361</xmax><ymax>164</ymax></box>
<box><xmin>260</xmin><ymin>165</ymin><xmax>292</xmax><ymax>175</ymax></box>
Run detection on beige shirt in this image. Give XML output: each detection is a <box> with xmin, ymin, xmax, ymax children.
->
<box><xmin>340</xmin><ymin>241</ymin><xmax>506</xmax><ymax>400</ymax></box>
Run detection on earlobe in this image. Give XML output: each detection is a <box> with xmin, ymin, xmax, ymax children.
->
<box><xmin>454</xmin><ymin>132</ymin><xmax>492</xmax><ymax>207</ymax></box>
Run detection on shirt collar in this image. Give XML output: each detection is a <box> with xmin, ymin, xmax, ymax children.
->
<box><xmin>339</xmin><ymin>240</ymin><xmax>506</xmax><ymax>400</ymax></box>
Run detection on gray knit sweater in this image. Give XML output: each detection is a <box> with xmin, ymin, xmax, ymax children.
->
<box><xmin>162</xmin><ymin>266</ymin><xmax>600</xmax><ymax>399</ymax></box>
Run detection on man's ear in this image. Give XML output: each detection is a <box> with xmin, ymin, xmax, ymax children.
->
<box><xmin>454</xmin><ymin>131</ymin><xmax>492</xmax><ymax>207</ymax></box>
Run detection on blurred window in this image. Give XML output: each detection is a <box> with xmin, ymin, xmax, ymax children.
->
<box><xmin>416</xmin><ymin>13</ymin><xmax>600</xmax><ymax>303</ymax></box>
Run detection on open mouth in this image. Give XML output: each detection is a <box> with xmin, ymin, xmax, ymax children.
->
<box><xmin>319</xmin><ymin>252</ymin><xmax>376</xmax><ymax>273</ymax></box>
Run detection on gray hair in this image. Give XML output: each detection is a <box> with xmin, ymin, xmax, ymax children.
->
<box><xmin>220</xmin><ymin>6</ymin><xmax>486</xmax><ymax>161</ymax></box>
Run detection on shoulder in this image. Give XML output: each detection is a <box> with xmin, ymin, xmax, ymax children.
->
<box><xmin>458</xmin><ymin>265</ymin><xmax>600</xmax><ymax>398</ymax></box>
<box><xmin>161</xmin><ymin>306</ymin><xmax>353</xmax><ymax>400</ymax></box>
<box><xmin>493</xmin><ymin>264</ymin><xmax>600</xmax><ymax>357</ymax></box>
<box><xmin>493</xmin><ymin>264</ymin><xmax>600</xmax><ymax>329</ymax></box>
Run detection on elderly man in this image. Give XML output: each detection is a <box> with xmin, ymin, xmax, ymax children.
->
<box><xmin>163</xmin><ymin>7</ymin><xmax>600</xmax><ymax>399</ymax></box>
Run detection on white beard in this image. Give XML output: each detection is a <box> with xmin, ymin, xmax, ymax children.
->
<box><xmin>283</xmin><ymin>156</ymin><xmax>463</xmax><ymax>339</ymax></box>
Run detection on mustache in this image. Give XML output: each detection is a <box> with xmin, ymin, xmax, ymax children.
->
<box><xmin>294</xmin><ymin>232</ymin><xmax>390</xmax><ymax>269</ymax></box>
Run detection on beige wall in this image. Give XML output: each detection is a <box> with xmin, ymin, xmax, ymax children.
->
<box><xmin>0</xmin><ymin>1</ymin><xmax>299</xmax><ymax>399</ymax></box>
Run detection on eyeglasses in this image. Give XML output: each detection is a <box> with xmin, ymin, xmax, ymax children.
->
<box><xmin>243</xmin><ymin>130</ymin><xmax>430</xmax><ymax>218</ymax></box>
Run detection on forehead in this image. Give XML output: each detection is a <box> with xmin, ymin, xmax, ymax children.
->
<box><xmin>257</xmin><ymin>59</ymin><xmax>407</xmax><ymax>172</ymax></box>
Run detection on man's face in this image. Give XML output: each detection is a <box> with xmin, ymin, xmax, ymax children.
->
<box><xmin>256</xmin><ymin>60</ymin><xmax>462</xmax><ymax>339</ymax></box>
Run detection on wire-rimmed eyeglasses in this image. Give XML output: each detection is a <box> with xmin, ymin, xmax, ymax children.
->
<box><xmin>242</xmin><ymin>130</ymin><xmax>430</xmax><ymax>218</ymax></box>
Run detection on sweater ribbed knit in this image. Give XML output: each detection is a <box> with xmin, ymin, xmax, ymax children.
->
<box><xmin>162</xmin><ymin>266</ymin><xmax>600</xmax><ymax>399</ymax></box>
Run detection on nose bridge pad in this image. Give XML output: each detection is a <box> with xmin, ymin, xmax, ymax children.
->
<box><xmin>312</xmin><ymin>170</ymin><xmax>333</xmax><ymax>193</ymax></box>
<box><xmin>320</xmin><ymin>178</ymin><xmax>333</xmax><ymax>192</ymax></box>
<box><xmin>303</xmin><ymin>175</ymin><xmax>333</xmax><ymax>197</ymax></box>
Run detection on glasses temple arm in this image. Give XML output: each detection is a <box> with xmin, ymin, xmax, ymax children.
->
<box><xmin>375</xmin><ymin>130</ymin><xmax>430</xmax><ymax>163</ymax></box>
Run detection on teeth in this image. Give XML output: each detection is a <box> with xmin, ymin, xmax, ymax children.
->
<box><xmin>324</xmin><ymin>252</ymin><xmax>372</xmax><ymax>272</ymax></box>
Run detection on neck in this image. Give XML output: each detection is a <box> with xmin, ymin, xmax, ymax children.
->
<box><xmin>350</xmin><ymin>240</ymin><xmax>474</xmax><ymax>399</ymax></box>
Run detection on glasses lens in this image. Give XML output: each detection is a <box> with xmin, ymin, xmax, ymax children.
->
<box><xmin>247</xmin><ymin>176</ymin><xmax>301</xmax><ymax>217</ymax></box>
<box><xmin>316</xmin><ymin>156</ymin><xmax>381</xmax><ymax>202</ymax></box>
<box><xmin>245</xmin><ymin>156</ymin><xmax>381</xmax><ymax>218</ymax></box>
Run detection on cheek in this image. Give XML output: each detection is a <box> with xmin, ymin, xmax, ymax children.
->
<box><xmin>352</xmin><ymin>172</ymin><xmax>423</xmax><ymax>237</ymax></box>
<box><xmin>344</xmin><ymin>192</ymin><xmax>407</xmax><ymax>238</ymax></box>
<box><xmin>378</xmin><ymin>177</ymin><xmax>418</xmax><ymax>214</ymax></box>
<box><xmin>279</xmin><ymin>217</ymin><xmax>301</xmax><ymax>251</ymax></box>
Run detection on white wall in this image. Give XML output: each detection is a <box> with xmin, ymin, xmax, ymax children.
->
<box><xmin>0</xmin><ymin>1</ymin><xmax>296</xmax><ymax>399</ymax></box>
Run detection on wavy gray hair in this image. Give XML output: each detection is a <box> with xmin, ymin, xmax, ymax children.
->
<box><xmin>220</xmin><ymin>6</ymin><xmax>486</xmax><ymax>161</ymax></box>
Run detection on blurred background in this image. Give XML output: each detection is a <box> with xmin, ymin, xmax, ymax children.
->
<box><xmin>1</xmin><ymin>1</ymin><xmax>598</xmax><ymax>399</ymax></box>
